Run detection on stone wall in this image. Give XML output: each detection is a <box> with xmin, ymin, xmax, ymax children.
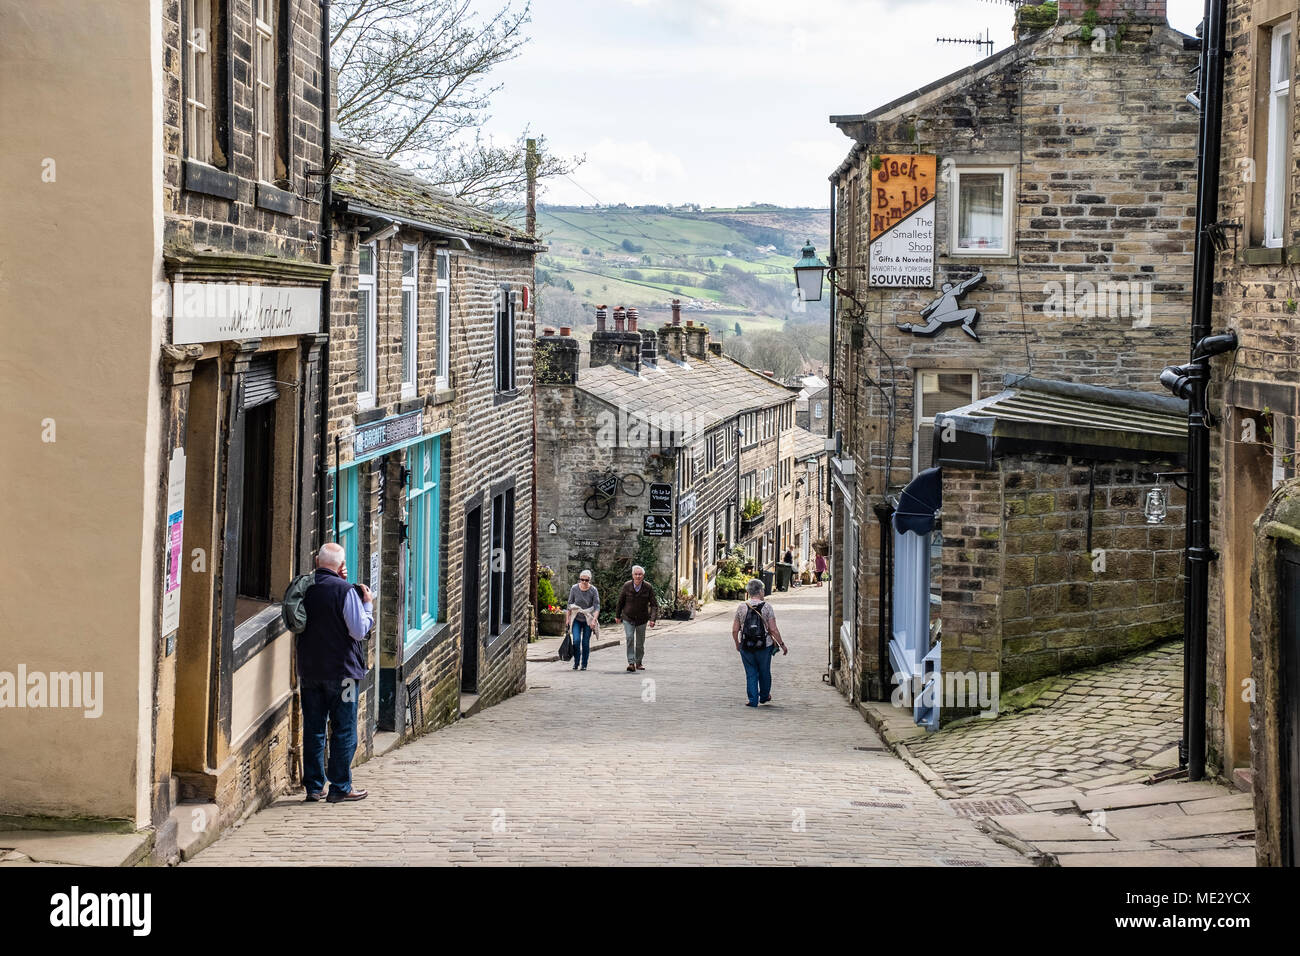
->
<box><xmin>941</xmin><ymin>456</ymin><xmax>1185</xmax><ymax>703</ymax></box>
<box><xmin>829</xmin><ymin>17</ymin><xmax>1198</xmax><ymax>700</ymax></box>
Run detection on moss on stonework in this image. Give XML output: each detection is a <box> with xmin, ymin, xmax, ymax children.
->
<box><xmin>1017</xmin><ymin>1</ymin><xmax>1058</xmax><ymax>32</ymax></box>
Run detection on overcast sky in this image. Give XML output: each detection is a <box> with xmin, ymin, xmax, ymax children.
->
<box><xmin>480</xmin><ymin>0</ymin><xmax>1204</xmax><ymax>207</ymax></box>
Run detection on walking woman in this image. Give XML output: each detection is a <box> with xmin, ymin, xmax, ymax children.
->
<box><xmin>566</xmin><ymin>569</ymin><xmax>600</xmax><ymax>671</ymax></box>
<box><xmin>814</xmin><ymin>550</ymin><xmax>829</xmax><ymax>588</ymax></box>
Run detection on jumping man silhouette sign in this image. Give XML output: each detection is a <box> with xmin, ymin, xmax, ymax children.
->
<box><xmin>898</xmin><ymin>271</ymin><xmax>986</xmax><ymax>341</ymax></box>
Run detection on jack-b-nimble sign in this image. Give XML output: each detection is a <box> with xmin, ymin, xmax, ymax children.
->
<box><xmin>868</xmin><ymin>154</ymin><xmax>936</xmax><ymax>289</ymax></box>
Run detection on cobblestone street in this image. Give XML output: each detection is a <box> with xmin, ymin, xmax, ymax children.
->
<box><xmin>905</xmin><ymin>643</ymin><xmax>1184</xmax><ymax>797</ymax></box>
<box><xmin>189</xmin><ymin>592</ymin><xmax>1024</xmax><ymax>866</ymax></box>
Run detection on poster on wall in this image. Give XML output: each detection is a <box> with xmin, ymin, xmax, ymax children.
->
<box><xmin>160</xmin><ymin>447</ymin><xmax>186</xmax><ymax>639</ymax></box>
<box><xmin>868</xmin><ymin>154</ymin><xmax>936</xmax><ymax>289</ymax></box>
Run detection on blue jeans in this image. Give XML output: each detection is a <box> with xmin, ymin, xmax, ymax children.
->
<box><xmin>301</xmin><ymin>678</ymin><xmax>359</xmax><ymax>796</ymax></box>
<box><xmin>571</xmin><ymin>618</ymin><xmax>592</xmax><ymax>668</ymax></box>
<box><xmin>739</xmin><ymin>645</ymin><xmax>774</xmax><ymax>705</ymax></box>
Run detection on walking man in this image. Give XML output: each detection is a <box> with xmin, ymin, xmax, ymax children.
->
<box><xmin>732</xmin><ymin>578</ymin><xmax>788</xmax><ymax>707</ymax></box>
<box><xmin>297</xmin><ymin>542</ymin><xmax>374</xmax><ymax>803</ymax></box>
<box><xmin>615</xmin><ymin>564</ymin><xmax>658</xmax><ymax>672</ymax></box>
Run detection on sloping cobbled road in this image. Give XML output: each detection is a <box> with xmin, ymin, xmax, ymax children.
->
<box><xmin>190</xmin><ymin>592</ymin><xmax>1023</xmax><ymax>866</ymax></box>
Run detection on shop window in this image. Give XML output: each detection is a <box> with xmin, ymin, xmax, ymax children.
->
<box><xmin>914</xmin><ymin>370</ymin><xmax>978</xmax><ymax>474</ymax></box>
<box><xmin>953</xmin><ymin>167</ymin><xmax>1012</xmax><ymax>255</ymax></box>
<box><xmin>236</xmin><ymin>399</ymin><xmax>275</xmax><ymax>623</ymax></box>
<box><xmin>405</xmin><ymin>436</ymin><xmax>443</xmax><ymax>644</ymax></box>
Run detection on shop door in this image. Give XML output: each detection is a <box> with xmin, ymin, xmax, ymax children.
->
<box><xmin>461</xmin><ymin>505</ymin><xmax>481</xmax><ymax>694</ymax></box>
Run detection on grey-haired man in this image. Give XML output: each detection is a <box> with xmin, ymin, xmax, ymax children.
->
<box><xmin>615</xmin><ymin>565</ymin><xmax>658</xmax><ymax>672</ymax></box>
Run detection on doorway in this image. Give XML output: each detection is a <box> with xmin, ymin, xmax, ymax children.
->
<box><xmin>461</xmin><ymin>504</ymin><xmax>481</xmax><ymax>694</ymax></box>
<box><xmin>1278</xmin><ymin>542</ymin><xmax>1300</xmax><ymax>866</ymax></box>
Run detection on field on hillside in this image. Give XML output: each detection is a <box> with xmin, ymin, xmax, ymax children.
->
<box><xmin>534</xmin><ymin>204</ymin><xmax>829</xmax><ymax>340</ymax></box>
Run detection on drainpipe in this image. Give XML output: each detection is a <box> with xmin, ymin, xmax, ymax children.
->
<box><xmin>826</xmin><ymin>178</ymin><xmax>838</xmax><ymax>678</ymax></box>
<box><xmin>1169</xmin><ymin>0</ymin><xmax>1233</xmax><ymax>782</ymax></box>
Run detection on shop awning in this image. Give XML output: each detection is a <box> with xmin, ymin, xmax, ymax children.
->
<box><xmin>893</xmin><ymin>466</ymin><xmax>942</xmax><ymax>536</ymax></box>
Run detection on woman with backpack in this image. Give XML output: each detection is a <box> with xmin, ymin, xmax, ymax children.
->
<box><xmin>731</xmin><ymin>578</ymin><xmax>788</xmax><ymax>707</ymax></box>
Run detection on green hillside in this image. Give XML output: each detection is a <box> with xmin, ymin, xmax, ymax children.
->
<box><xmin>534</xmin><ymin>204</ymin><xmax>830</xmax><ymax>340</ymax></box>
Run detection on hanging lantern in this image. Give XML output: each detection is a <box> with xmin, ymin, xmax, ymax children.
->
<box><xmin>1144</xmin><ymin>486</ymin><xmax>1168</xmax><ymax>524</ymax></box>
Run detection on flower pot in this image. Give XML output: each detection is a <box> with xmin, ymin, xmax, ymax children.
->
<box><xmin>670</xmin><ymin>608</ymin><xmax>695</xmax><ymax>621</ymax></box>
<box><xmin>538</xmin><ymin>611</ymin><xmax>565</xmax><ymax>636</ymax></box>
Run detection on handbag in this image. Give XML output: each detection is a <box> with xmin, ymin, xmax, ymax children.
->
<box><xmin>558</xmin><ymin>631</ymin><xmax>573</xmax><ymax>662</ymax></box>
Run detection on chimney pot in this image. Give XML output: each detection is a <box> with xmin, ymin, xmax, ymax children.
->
<box><xmin>671</xmin><ymin>299</ymin><xmax>682</xmax><ymax>326</ymax></box>
<box><xmin>627</xmin><ymin>307</ymin><xmax>639</xmax><ymax>332</ymax></box>
<box><xmin>595</xmin><ymin>305</ymin><xmax>608</xmax><ymax>332</ymax></box>
<box><xmin>614</xmin><ymin>306</ymin><xmax>626</xmax><ymax>332</ymax></box>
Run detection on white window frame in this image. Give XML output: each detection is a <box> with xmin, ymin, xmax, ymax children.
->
<box><xmin>401</xmin><ymin>243</ymin><xmax>418</xmax><ymax>399</ymax></box>
<box><xmin>814</xmin><ymin>401</ymin><xmax>823</xmax><ymax>420</ymax></box>
<box><xmin>435</xmin><ymin>250</ymin><xmax>451</xmax><ymax>389</ymax></box>
<box><xmin>1264</xmin><ymin>22</ymin><xmax>1292</xmax><ymax>249</ymax></box>
<box><xmin>184</xmin><ymin>0</ymin><xmax>212</xmax><ymax>164</ymax></box>
<box><xmin>253</xmin><ymin>0</ymin><xmax>276</xmax><ymax>184</ymax></box>
<box><xmin>913</xmin><ymin>370</ymin><xmax>979</xmax><ymax>474</ymax></box>
<box><xmin>951</xmin><ymin>166</ymin><xmax>1014</xmax><ymax>257</ymax></box>
<box><xmin>357</xmin><ymin>242</ymin><xmax>377</xmax><ymax>408</ymax></box>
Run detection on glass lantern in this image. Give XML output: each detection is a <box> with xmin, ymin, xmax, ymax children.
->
<box><xmin>1144</xmin><ymin>486</ymin><xmax>1168</xmax><ymax>524</ymax></box>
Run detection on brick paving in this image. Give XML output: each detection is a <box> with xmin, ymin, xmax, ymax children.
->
<box><xmin>903</xmin><ymin>642</ymin><xmax>1184</xmax><ymax>798</ymax></box>
<box><xmin>189</xmin><ymin>592</ymin><xmax>1023</xmax><ymax>866</ymax></box>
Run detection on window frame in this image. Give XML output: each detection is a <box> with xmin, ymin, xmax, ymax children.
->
<box><xmin>356</xmin><ymin>242</ymin><xmax>377</xmax><ymax>408</ymax></box>
<box><xmin>184</xmin><ymin>0</ymin><xmax>213</xmax><ymax>165</ymax></box>
<box><xmin>435</xmin><ymin>250</ymin><xmax>451</xmax><ymax>389</ymax></box>
<box><xmin>489</xmin><ymin>486</ymin><xmax>516</xmax><ymax>638</ymax></box>
<box><xmin>951</xmin><ymin>165</ymin><xmax>1014</xmax><ymax>257</ymax></box>
<box><xmin>401</xmin><ymin>243</ymin><xmax>418</xmax><ymax>399</ymax></box>
<box><xmin>335</xmin><ymin>464</ymin><xmax>359</xmax><ymax>584</ymax></box>
<box><xmin>494</xmin><ymin>285</ymin><xmax>516</xmax><ymax>394</ymax></box>
<box><xmin>913</xmin><ymin>369</ymin><xmax>980</xmax><ymax>474</ymax></box>
<box><xmin>1264</xmin><ymin>21</ymin><xmax>1293</xmax><ymax>249</ymax></box>
<box><xmin>253</xmin><ymin>0</ymin><xmax>276</xmax><ymax>184</ymax></box>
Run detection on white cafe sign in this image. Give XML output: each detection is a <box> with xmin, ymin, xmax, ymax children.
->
<box><xmin>171</xmin><ymin>279</ymin><xmax>322</xmax><ymax>345</ymax></box>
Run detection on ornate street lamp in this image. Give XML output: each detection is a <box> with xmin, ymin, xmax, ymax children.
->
<box><xmin>793</xmin><ymin>240</ymin><xmax>829</xmax><ymax>303</ymax></box>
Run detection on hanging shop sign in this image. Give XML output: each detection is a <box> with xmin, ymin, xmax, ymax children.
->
<box><xmin>868</xmin><ymin>154</ymin><xmax>937</xmax><ymax>289</ymax></box>
<box><xmin>648</xmin><ymin>482</ymin><xmax>673</xmax><ymax>514</ymax></box>
<box><xmin>897</xmin><ymin>271</ymin><xmax>986</xmax><ymax>341</ymax></box>
<box><xmin>171</xmin><ymin>280</ymin><xmax>322</xmax><ymax>344</ymax></box>
<box><xmin>678</xmin><ymin>490</ymin><xmax>698</xmax><ymax>522</ymax></box>
<box><xmin>643</xmin><ymin>514</ymin><xmax>673</xmax><ymax>537</ymax></box>
<box><xmin>354</xmin><ymin>410</ymin><xmax>423</xmax><ymax>460</ymax></box>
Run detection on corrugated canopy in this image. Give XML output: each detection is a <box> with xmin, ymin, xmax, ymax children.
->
<box><xmin>935</xmin><ymin>376</ymin><xmax>1188</xmax><ymax>468</ymax></box>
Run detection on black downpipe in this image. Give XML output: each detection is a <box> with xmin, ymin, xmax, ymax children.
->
<box><xmin>873</xmin><ymin>500</ymin><xmax>894</xmax><ymax>701</ymax></box>
<box><xmin>827</xmin><ymin>179</ymin><xmax>837</xmax><ymax>679</ymax></box>
<box><xmin>1182</xmin><ymin>0</ymin><xmax>1228</xmax><ymax>782</ymax></box>
<box><xmin>317</xmin><ymin>0</ymin><xmax>333</xmax><ymax>551</ymax></box>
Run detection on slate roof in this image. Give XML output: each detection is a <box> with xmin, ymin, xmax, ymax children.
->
<box><xmin>331</xmin><ymin>140</ymin><xmax>538</xmax><ymax>247</ymax></box>
<box><xmin>790</xmin><ymin>426</ymin><xmax>828</xmax><ymax>461</ymax></box>
<box><xmin>575</xmin><ymin>354</ymin><xmax>795</xmax><ymax>442</ymax></box>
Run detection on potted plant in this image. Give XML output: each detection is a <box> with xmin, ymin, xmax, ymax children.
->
<box><xmin>669</xmin><ymin>587</ymin><xmax>696</xmax><ymax>621</ymax></box>
<box><xmin>536</xmin><ymin>567</ymin><xmax>565</xmax><ymax>636</ymax></box>
<box><xmin>740</xmin><ymin>497</ymin><xmax>763</xmax><ymax>536</ymax></box>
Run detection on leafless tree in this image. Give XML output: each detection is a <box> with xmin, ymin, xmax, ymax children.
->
<box><xmin>331</xmin><ymin>0</ymin><xmax>580</xmax><ymax>208</ymax></box>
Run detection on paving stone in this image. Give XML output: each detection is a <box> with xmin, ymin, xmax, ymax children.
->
<box><xmin>1035</xmin><ymin>840</ymin><xmax>1160</xmax><ymax>854</ymax></box>
<box><xmin>1106</xmin><ymin>810</ymin><xmax>1257</xmax><ymax>843</ymax></box>
<box><xmin>1075</xmin><ymin>781</ymin><xmax>1227</xmax><ymax>812</ymax></box>
<box><xmin>1057</xmin><ymin>849</ymin><xmax>1192</xmax><ymax>867</ymax></box>
<box><xmin>1181</xmin><ymin>848</ymin><xmax>1257</xmax><ymax>866</ymax></box>
<box><xmin>1178</xmin><ymin>792</ymin><xmax>1256</xmax><ymax>816</ymax></box>
<box><xmin>990</xmin><ymin>813</ymin><xmax>1116</xmax><ymax>842</ymax></box>
<box><xmin>187</xmin><ymin>593</ymin><xmax>1025</xmax><ymax>867</ymax></box>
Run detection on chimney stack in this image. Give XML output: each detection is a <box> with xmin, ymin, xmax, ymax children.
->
<box><xmin>671</xmin><ymin>299</ymin><xmax>682</xmax><ymax>325</ymax></box>
<box><xmin>535</xmin><ymin>328</ymin><xmax>580</xmax><ymax>385</ymax></box>
<box><xmin>684</xmin><ymin>324</ymin><xmax>710</xmax><ymax>361</ymax></box>
<box><xmin>590</xmin><ymin>305</ymin><xmax>641</xmax><ymax>371</ymax></box>
<box><xmin>640</xmin><ymin>329</ymin><xmax>658</xmax><ymax>368</ymax></box>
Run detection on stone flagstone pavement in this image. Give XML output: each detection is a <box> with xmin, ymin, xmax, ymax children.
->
<box><xmin>189</xmin><ymin>591</ymin><xmax>1024</xmax><ymax>866</ymax></box>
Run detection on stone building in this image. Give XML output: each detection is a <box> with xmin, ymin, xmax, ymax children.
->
<box><xmin>535</xmin><ymin>302</ymin><xmax>827</xmax><ymax>608</ymax></box>
<box><xmin>326</xmin><ymin>142</ymin><xmax>538</xmax><ymax>751</ymax></box>
<box><xmin>3</xmin><ymin>0</ymin><xmax>331</xmax><ymax>857</ymax></box>
<box><xmin>1204</xmin><ymin>0</ymin><xmax>1300</xmax><ymax>866</ymax></box>
<box><xmin>823</xmin><ymin>0</ymin><xmax>1199</xmax><ymax>707</ymax></box>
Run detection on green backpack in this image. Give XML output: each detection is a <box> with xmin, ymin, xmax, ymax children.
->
<box><xmin>281</xmin><ymin>572</ymin><xmax>316</xmax><ymax>634</ymax></box>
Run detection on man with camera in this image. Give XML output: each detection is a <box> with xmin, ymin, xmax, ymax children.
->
<box><xmin>297</xmin><ymin>542</ymin><xmax>374</xmax><ymax>804</ymax></box>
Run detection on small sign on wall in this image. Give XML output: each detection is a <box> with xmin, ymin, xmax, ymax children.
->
<box><xmin>161</xmin><ymin>447</ymin><xmax>186</xmax><ymax>640</ymax></box>
<box><xmin>648</xmin><ymin>482</ymin><xmax>673</xmax><ymax>514</ymax></box>
<box><xmin>643</xmin><ymin>514</ymin><xmax>673</xmax><ymax>537</ymax></box>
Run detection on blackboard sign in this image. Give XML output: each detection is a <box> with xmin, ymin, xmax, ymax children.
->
<box><xmin>648</xmin><ymin>482</ymin><xmax>672</xmax><ymax>514</ymax></box>
<box><xmin>643</xmin><ymin>514</ymin><xmax>673</xmax><ymax>537</ymax></box>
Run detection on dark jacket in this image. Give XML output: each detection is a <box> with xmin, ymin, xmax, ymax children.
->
<box><xmin>615</xmin><ymin>580</ymin><xmax>658</xmax><ymax>625</ymax></box>
<box><xmin>296</xmin><ymin>568</ymin><xmax>367</xmax><ymax>681</ymax></box>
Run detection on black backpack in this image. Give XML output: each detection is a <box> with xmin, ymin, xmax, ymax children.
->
<box><xmin>740</xmin><ymin>602</ymin><xmax>768</xmax><ymax>651</ymax></box>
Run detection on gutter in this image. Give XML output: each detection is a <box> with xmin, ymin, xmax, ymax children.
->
<box><xmin>333</xmin><ymin>197</ymin><xmax>544</xmax><ymax>253</ymax></box>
